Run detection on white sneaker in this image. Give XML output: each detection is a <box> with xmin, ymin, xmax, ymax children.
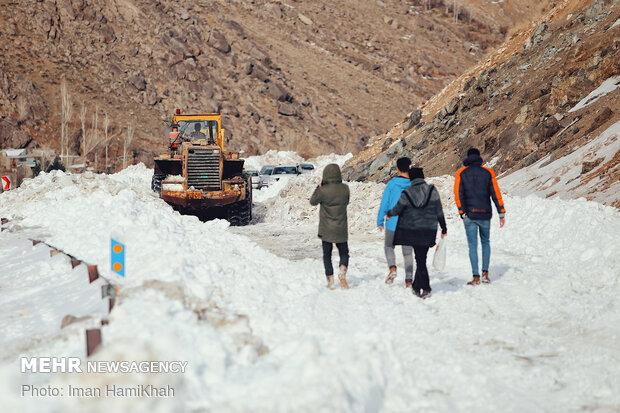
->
<box><xmin>385</xmin><ymin>268</ymin><xmax>397</xmax><ymax>285</ymax></box>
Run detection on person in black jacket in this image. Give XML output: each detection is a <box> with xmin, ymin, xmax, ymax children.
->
<box><xmin>386</xmin><ymin>167</ymin><xmax>447</xmax><ymax>298</ymax></box>
<box><xmin>454</xmin><ymin>148</ymin><xmax>506</xmax><ymax>285</ymax></box>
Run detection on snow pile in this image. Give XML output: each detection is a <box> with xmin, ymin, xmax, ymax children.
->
<box><xmin>307</xmin><ymin>152</ymin><xmax>353</xmax><ymax>170</ymax></box>
<box><xmin>0</xmin><ymin>164</ymin><xmax>325</xmax><ymax>411</ymax></box>
<box><xmin>243</xmin><ymin>150</ymin><xmax>352</xmax><ymax>175</ymax></box>
<box><xmin>501</xmin><ymin>119</ymin><xmax>620</xmax><ymax>204</ymax></box>
<box><xmin>255</xmin><ymin>176</ymin><xmax>384</xmax><ymax>233</ymax></box>
<box><xmin>242</xmin><ymin>150</ymin><xmax>304</xmax><ymax>171</ymax></box>
<box><xmin>251</xmin><ymin>174</ymin><xmax>292</xmax><ymax>203</ymax></box>
<box><xmin>568</xmin><ymin>75</ymin><xmax>620</xmax><ymax>113</ymax></box>
<box><xmin>1</xmin><ymin>160</ymin><xmax>620</xmax><ymax>412</ymax></box>
<box><xmin>0</xmin><ymin>164</ymin><xmax>235</xmax><ymax>290</ymax></box>
<box><xmin>251</xmin><ymin>152</ymin><xmax>353</xmax><ymax>205</ymax></box>
<box><xmin>254</xmin><ymin>172</ymin><xmax>456</xmax><ymax>235</ymax></box>
<box><xmin>493</xmin><ymin>195</ymin><xmax>619</xmax><ymax>274</ymax></box>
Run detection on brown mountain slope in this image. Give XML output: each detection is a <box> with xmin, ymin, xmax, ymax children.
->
<box><xmin>343</xmin><ymin>0</ymin><xmax>620</xmax><ymax>206</ymax></box>
<box><xmin>0</xmin><ymin>0</ymin><xmax>549</xmax><ymax>168</ymax></box>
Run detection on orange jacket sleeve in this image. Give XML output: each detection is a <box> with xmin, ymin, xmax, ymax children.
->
<box><xmin>483</xmin><ymin>167</ymin><xmax>505</xmax><ymax>217</ymax></box>
<box><xmin>454</xmin><ymin>167</ymin><xmax>466</xmax><ymax>215</ymax></box>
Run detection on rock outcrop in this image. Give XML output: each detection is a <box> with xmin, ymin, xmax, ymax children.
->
<box><xmin>0</xmin><ymin>0</ymin><xmax>549</xmax><ymax>169</ymax></box>
<box><xmin>343</xmin><ymin>0</ymin><xmax>620</xmax><ymax>206</ymax></box>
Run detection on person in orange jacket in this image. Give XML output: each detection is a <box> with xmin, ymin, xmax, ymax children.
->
<box><xmin>454</xmin><ymin>148</ymin><xmax>505</xmax><ymax>285</ymax></box>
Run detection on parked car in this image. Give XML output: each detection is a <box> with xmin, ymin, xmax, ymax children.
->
<box><xmin>258</xmin><ymin>165</ymin><xmax>275</xmax><ymax>188</ymax></box>
<box><xmin>245</xmin><ymin>169</ymin><xmax>260</xmax><ymax>189</ymax></box>
<box><xmin>272</xmin><ymin>165</ymin><xmax>301</xmax><ymax>177</ymax></box>
<box><xmin>268</xmin><ymin>165</ymin><xmax>301</xmax><ymax>183</ymax></box>
<box><xmin>300</xmin><ymin>163</ymin><xmax>315</xmax><ymax>173</ymax></box>
<box><xmin>258</xmin><ymin>164</ymin><xmax>301</xmax><ymax>187</ymax></box>
<box><xmin>260</xmin><ymin>165</ymin><xmax>275</xmax><ymax>175</ymax></box>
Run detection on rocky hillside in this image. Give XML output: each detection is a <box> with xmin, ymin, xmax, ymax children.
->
<box><xmin>343</xmin><ymin>0</ymin><xmax>620</xmax><ymax>207</ymax></box>
<box><xmin>0</xmin><ymin>0</ymin><xmax>549</xmax><ymax>168</ymax></box>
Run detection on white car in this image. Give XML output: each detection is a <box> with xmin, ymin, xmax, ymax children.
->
<box><xmin>258</xmin><ymin>165</ymin><xmax>275</xmax><ymax>188</ymax></box>
<box><xmin>269</xmin><ymin>165</ymin><xmax>301</xmax><ymax>184</ymax></box>
<box><xmin>258</xmin><ymin>164</ymin><xmax>301</xmax><ymax>187</ymax></box>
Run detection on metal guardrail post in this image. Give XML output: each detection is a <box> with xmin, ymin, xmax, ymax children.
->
<box><xmin>86</xmin><ymin>329</ymin><xmax>102</xmax><ymax>357</ymax></box>
<box><xmin>88</xmin><ymin>265</ymin><xmax>99</xmax><ymax>283</ymax></box>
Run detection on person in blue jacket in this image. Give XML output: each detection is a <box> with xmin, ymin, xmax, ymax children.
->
<box><xmin>377</xmin><ymin>157</ymin><xmax>413</xmax><ymax>287</ymax></box>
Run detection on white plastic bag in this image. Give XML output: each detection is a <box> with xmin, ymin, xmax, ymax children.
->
<box><xmin>432</xmin><ymin>237</ymin><xmax>447</xmax><ymax>272</ymax></box>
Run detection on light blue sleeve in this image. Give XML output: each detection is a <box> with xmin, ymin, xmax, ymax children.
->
<box><xmin>377</xmin><ymin>181</ymin><xmax>392</xmax><ymax>227</ymax></box>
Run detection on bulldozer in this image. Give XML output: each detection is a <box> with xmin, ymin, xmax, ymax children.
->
<box><xmin>151</xmin><ymin>110</ymin><xmax>252</xmax><ymax>225</ymax></box>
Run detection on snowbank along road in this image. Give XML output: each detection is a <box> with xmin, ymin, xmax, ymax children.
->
<box><xmin>0</xmin><ymin>152</ymin><xmax>619</xmax><ymax>412</ymax></box>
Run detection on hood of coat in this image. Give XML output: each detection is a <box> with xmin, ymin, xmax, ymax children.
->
<box><xmin>463</xmin><ymin>153</ymin><xmax>483</xmax><ymax>167</ymax></box>
<box><xmin>405</xmin><ymin>178</ymin><xmax>433</xmax><ymax>207</ymax></box>
<box><xmin>391</xmin><ymin>176</ymin><xmax>411</xmax><ymax>191</ymax></box>
<box><xmin>322</xmin><ymin>163</ymin><xmax>343</xmax><ymax>184</ymax></box>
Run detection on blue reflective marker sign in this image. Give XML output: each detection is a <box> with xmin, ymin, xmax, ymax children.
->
<box><xmin>110</xmin><ymin>238</ymin><xmax>125</xmax><ymax>277</ymax></box>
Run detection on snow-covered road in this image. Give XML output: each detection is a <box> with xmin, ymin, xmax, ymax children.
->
<box><xmin>1</xmin><ymin>157</ymin><xmax>619</xmax><ymax>412</ymax></box>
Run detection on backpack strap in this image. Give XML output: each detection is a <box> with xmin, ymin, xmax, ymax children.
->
<box><xmin>403</xmin><ymin>191</ymin><xmax>416</xmax><ymax>209</ymax></box>
<box><xmin>403</xmin><ymin>185</ymin><xmax>435</xmax><ymax>209</ymax></box>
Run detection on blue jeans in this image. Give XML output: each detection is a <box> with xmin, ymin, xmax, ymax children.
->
<box><xmin>463</xmin><ymin>217</ymin><xmax>490</xmax><ymax>276</ymax></box>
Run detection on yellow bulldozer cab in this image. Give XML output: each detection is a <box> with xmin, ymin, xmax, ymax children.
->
<box><xmin>172</xmin><ymin>113</ymin><xmax>226</xmax><ymax>150</ymax></box>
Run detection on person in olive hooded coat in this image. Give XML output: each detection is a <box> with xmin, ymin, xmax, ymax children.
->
<box><xmin>310</xmin><ymin>163</ymin><xmax>350</xmax><ymax>289</ymax></box>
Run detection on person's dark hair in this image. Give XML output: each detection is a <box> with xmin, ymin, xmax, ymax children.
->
<box><xmin>467</xmin><ymin>147</ymin><xmax>480</xmax><ymax>156</ymax></box>
<box><xmin>194</xmin><ymin>123</ymin><xmax>201</xmax><ymax>131</ymax></box>
<box><xmin>396</xmin><ymin>157</ymin><xmax>411</xmax><ymax>173</ymax></box>
<box><xmin>408</xmin><ymin>167</ymin><xmax>424</xmax><ymax>180</ymax></box>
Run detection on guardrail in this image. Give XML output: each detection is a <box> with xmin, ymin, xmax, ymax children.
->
<box><xmin>1</xmin><ymin>218</ymin><xmax>117</xmax><ymax>357</ymax></box>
